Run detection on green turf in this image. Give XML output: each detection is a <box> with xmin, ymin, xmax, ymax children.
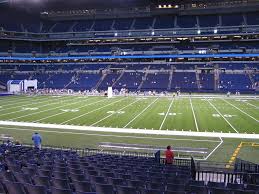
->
<box><xmin>0</xmin><ymin>95</ymin><xmax>257</xmax><ymax>132</ymax></box>
<box><xmin>0</xmin><ymin>95</ymin><xmax>258</xmax><ymax>163</ymax></box>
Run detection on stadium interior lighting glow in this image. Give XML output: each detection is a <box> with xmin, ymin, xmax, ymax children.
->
<box><xmin>214</xmin><ymin>29</ymin><xmax>218</xmax><ymax>34</ymax></box>
<box><xmin>197</xmin><ymin>30</ymin><xmax>201</xmax><ymax>34</ymax></box>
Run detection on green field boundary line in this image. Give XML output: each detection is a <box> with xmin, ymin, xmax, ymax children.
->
<box><xmin>1</xmin><ymin>120</ymin><xmax>259</xmax><ymax>139</ymax></box>
<box><xmin>0</xmin><ymin>126</ymin><xmax>221</xmax><ymax>142</ymax></box>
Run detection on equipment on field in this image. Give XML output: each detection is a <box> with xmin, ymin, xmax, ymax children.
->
<box><xmin>7</xmin><ymin>79</ymin><xmax>37</xmax><ymax>93</ymax></box>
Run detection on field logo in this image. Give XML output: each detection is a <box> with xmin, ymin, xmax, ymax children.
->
<box><xmin>22</xmin><ymin>107</ymin><xmax>38</xmax><ymax>111</ymax></box>
<box><xmin>107</xmin><ymin>111</ymin><xmax>125</xmax><ymax>114</ymax></box>
<box><xmin>158</xmin><ymin>112</ymin><xmax>182</xmax><ymax>116</ymax></box>
<box><xmin>212</xmin><ymin>114</ymin><xmax>237</xmax><ymax>118</ymax></box>
<box><xmin>61</xmin><ymin>109</ymin><xmax>79</xmax><ymax>112</ymax></box>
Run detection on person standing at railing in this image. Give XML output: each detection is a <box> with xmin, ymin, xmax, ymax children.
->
<box><xmin>165</xmin><ymin>145</ymin><xmax>174</xmax><ymax>165</ymax></box>
<box><xmin>32</xmin><ymin>132</ymin><xmax>42</xmax><ymax>149</ymax></box>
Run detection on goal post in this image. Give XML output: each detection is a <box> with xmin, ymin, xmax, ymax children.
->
<box><xmin>107</xmin><ymin>87</ymin><xmax>113</xmax><ymax>98</ymax></box>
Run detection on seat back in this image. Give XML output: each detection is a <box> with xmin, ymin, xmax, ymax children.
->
<box><xmin>24</xmin><ymin>184</ymin><xmax>48</xmax><ymax>194</ymax></box>
<box><xmin>3</xmin><ymin>181</ymin><xmax>27</xmax><ymax>194</ymax></box>
<box><xmin>95</xmin><ymin>183</ymin><xmax>114</xmax><ymax>194</ymax></box>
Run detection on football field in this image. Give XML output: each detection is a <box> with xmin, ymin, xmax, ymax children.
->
<box><xmin>0</xmin><ymin>94</ymin><xmax>258</xmax><ymax>164</ymax></box>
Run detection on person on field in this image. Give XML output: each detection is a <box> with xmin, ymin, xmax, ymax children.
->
<box><xmin>32</xmin><ymin>132</ymin><xmax>42</xmax><ymax>149</ymax></box>
<box><xmin>165</xmin><ymin>145</ymin><xmax>174</xmax><ymax>165</ymax></box>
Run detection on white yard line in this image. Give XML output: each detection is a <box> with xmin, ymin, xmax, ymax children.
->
<box><xmin>159</xmin><ymin>98</ymin><xmax>175</xmax><ymax>130</ymax></box>
<box><xmin>10</xmin><ymin>97</ymin><xmax>90</xmax><ymax>120</ymax></box>
<box><xmin>0</xmin><ymin>120</ymin><xmax>259</xmax><ymax>139</ymax></box>
<box><xmin>204</xmin><ymin>137</ymin><xmax>224</xmax><ymax>160</ymax></box>
<box><xmin>0</xmin><ymin>126</ymin><xmax>221</xmax><ymax>142</ymax></box>
<box><xmin>189</xmin><ymin>97</ymin><xmax>199</xmax><ymax>132</ymax></box>
<box><xmin>34</xmin><ymin>98</ymin><xmax>106</xmax><ymax>122</ymax></box>
<box><xmin>0</xmin><ymin>96</ymin><xmax>76</xmax><ymax>117</ymax></box>
<box><xmin>90</xmin><ymin>98</ymin><xmax>141</xmax><ymax>126</ymax></box>
<box><xmin>206</xmin><ymin>99</ymin><xmax>239</xmax><ymax>133</ymax></box>
<box><xmin>222</xmin><ymin>99</ymin><xmax>259</xmax><ymax>123</ymax></box>
<box><xmin>61</xmin><ymin>98</ymin><xmax>126</xmax><ymax>125</ymax></box>
<box><xmin>123</xmin><ymin>98</ymin><xmax>159</xmax><ymax>128</ymax></box>
<box><xmin>0</xmin><ymin>95</ymin><xmax>67</xmax><ymax>112</ymax></box>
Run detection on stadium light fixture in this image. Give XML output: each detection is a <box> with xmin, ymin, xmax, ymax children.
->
<box><xmin>151</xmin><ymin>31</ymin><xmax>155</xmax><ymax>36</ymax></box>
<box><xmin>214</xmin><ymin>29</ymin><xmax>218</xmax><ymax>34</ymax></box>
<box><xmin>197</xmin><ymin>30</ymin><xmax>201</xmax><ymax>34</ymax></box>
<box><xmin>114</xmin><ymin>32</ymin><xmax>118</xmax><ymax>37</ymax></box>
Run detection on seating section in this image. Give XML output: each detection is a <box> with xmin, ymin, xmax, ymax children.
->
<box><xmin>0</xmin><ymin>144</ymin><xmax>193</xmax><ymax>194</ymax></box>
<box><xmin>154</xmin><ymin>15</ymin><xmax>175</xmax><ymax>29</ymax></box>
<box><xmin>141</xmin><ymin>73</ymin><xmax>170</xmax><ymax>91</ymax></box>
<box><xmin>113</xmin><ymin>72</ymin><xmax>144</xmax><ymax>91</ymax></box>
<box><xmin>98</xmin><ymin>73</ymin><xmax>121</xmax><ymax>90</ymax></box>
<box><xmin>0</xmin><ymin>63</ymin><xmax>257</xmax><ymax>92</ymax></box>
<box><xmin>177</xmin><ymin>16</ymin><xmax>197</xmax><ymax>28</ymax></box>
<box><xmin>198</xmin><ymin>15</ymin><xmax>219</xmax><ymax>27</ymax></box>
<box><xmin>221</xmin><ymin>14</ymin><xmax>244</xmax><ymax>26</ymax></box>
<box><xmin>200</xmin><ymin>73</ymin><xmax>214</xmax><ymax>91</ymax></box>
<box><xmin>68</xmin><ymin>73</ymin><xmax>102</xmax><ymax>90</ymax></box>
<box><xmin>1</xmin><ymin>11</ymin><xmax>257</xmax><ymax>33</ymax></box>
<box><xmin>219</xmin><ymin>74</ymin><xmax>253</xmax><ymax>92</ymax></box>
<box><xmin>0</xmin><ymin>144</ymin><xmax>258</xmax><ymax>194</ymax></box>
<box><xmin>171</xmin><ymin>72</ymin><xmax>198</xmax><ymax>91</ymax></box>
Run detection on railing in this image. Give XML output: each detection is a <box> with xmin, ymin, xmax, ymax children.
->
<box><xmin>196</xmin><ymin>161</ymin><xmax>232</xmax><ymax>172</ymax></box>
<box><xmin>21</xmin><ymin>143</ymin><xmax>87</xmax><ymax>157</ymax></box>
<box><xmin>196</xmin><ymin>170</ymin><xmax>259</xmax><ymax>185</ymax></box>
<box><xmin>84</xmin><ymin>147</ymin><xmax>155</xmax><ymax>158</ymax></box>
<box><xmin>160</xmin><ymin>158</ymin><xmax>191</xmax><ymax>167</ymax></box>
<box><xmin>235</xmin><ymin>158</ymin><xmax>259</xmax><ymax>173</ymax></box>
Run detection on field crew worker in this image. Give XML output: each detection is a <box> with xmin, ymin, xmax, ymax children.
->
<box><xmin>165</xmin><ymin>145</ymin><xmax>174</xmax><ymax>165</ymax></box>
<box><xmin>32</xmin><ymin>132</ymin><xmax>42</xmax><ymax>149</ymax></box>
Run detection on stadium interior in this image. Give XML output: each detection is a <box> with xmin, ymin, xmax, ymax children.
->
<box><xmin>0</xmin><ymin>0</ymin><xmax>258</xmax><ymax>193</ymax></box>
